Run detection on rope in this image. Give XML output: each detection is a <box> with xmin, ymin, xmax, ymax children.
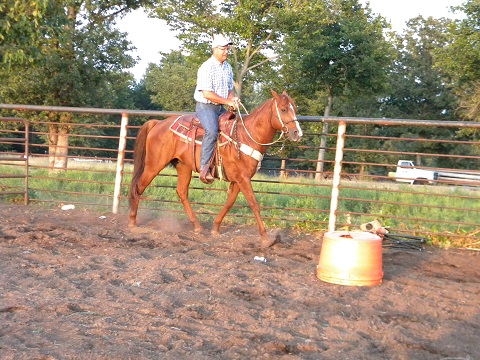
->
<box><xmin>235</xmin><ymin>100</ymin><xmax>287</xmax><ymax>147</ymax></box>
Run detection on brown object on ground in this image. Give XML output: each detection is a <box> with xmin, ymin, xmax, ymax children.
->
<box><xmin>0</xmin><ymin>204</ymin><xmax>479</xmax><ymax>360</ymax></box>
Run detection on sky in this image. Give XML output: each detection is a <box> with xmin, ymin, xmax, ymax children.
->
<box><xmin>117</xmin><ymin>0</ymin><xmax>465</xmax><ymax>80</ymax></box>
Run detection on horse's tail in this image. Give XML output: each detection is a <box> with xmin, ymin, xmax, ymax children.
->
<box><xmin>129</xmin><ymin>120</ymin><xmax>158</xmax><ymax>208</ymax></box>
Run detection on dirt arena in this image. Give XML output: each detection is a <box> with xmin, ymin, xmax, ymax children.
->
<box><xmin>0</xmin><ymin>204</ymin><xmax>479</xmax><ymax>359</ymax></box>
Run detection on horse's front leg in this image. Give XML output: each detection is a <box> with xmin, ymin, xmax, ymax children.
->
<box><xmin>236</xmin><ymin>179</ymin><xmax>275</xmax><ymax>248</ymax></box>
<box><xmin>212</xmin><ymin>182</ymin><xmax>241</xmax><ymax>236</ymax></box>
<box><xmin>175</xmin><ymin>162</ymin><xmax>204</xmax><ymax>233</ymax></box>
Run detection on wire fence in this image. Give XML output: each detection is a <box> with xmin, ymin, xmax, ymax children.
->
<box><xmin>1</xmin><ymin>105</ymin><xmax>479</xmax><ymax>247</ymax></box>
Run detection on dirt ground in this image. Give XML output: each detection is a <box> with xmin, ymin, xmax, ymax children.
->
<box><xmin>0</xmin><ymin>204</ymin><xmax>479</xmax><ymax>360</ymax></box>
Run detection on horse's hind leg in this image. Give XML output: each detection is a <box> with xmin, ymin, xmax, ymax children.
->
<box><xmin>212</xmin><ymin>182</ymin><xmax>240</xmax><ymax>236</ymax></box>
<box><xmin>129</xmin><ymin>194</ymin><xmax>140</xmax><ymax>227</ymax></box>
<box><xmin>175</xmin><ymin>162</ymin><xmax>203</xmax><ymax>232</ymax></box>
<box><xmin>129</xmin><ymin>163</ymin><xmax>168</xmax><ymax>227</ymax></box>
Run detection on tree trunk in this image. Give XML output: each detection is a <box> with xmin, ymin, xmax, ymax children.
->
<box><xmin>280</xmin><ymin>159</ymin><xmax>287</xmax><ymax>178</ymax></box>
<box><xmin>48</xmin><ymin>116</ymin><xmax>70</xmax><ymax>172</ymax></box>
<box><xmin>53</xmin><ymin>126</ymin><xmax>69</xmax><ymax>170</ymax></box>
<box><xmin>315</xmin><ymin>92</ymin><xmax>334</xmax><ymax>182</ymax></box>
<box><xmin>416</xmin><ymin>153</ymin><xmax>422</xmax><ymax>166</ymax></box>
<box><xmin>48</xmin><ymin>124</ymin><xmax>58</xmax><ymax>169</ymax></box>
<box><xmin>48</xmin><ymin>6</ymin><xmax>75</xmax><ymax>171</ymax></box>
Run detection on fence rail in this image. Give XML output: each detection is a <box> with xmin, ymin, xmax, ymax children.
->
<box><xmin>1</xmin><ymin>104</ymin><xmax>479</xmax><ymax>247</ymax></box>
<box><xmin>0</xmin><ymin>117</ymin><xmax>29</xmax><ymax>205</ymax></box>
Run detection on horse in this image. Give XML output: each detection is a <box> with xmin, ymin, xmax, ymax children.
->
<box><xmin>129</xmin><ymin>90</ymin><xmax>303</xmax><ymax>247</ymax></box>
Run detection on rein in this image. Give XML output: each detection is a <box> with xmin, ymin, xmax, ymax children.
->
<box><xmin>218</xmin><ymin>97</ymin><xmax>297</xmax><ymax>163</ymax></box>
<box><xmin>236</xmin><ymin>99</ymin><xmax>291</xmax><ymax>147</ymax></box>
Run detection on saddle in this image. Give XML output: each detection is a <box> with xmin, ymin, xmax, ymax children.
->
<box><xmin>169</xmin><ymin>111</ymin><xmax>237</xmax><ymax>177</ymax></box>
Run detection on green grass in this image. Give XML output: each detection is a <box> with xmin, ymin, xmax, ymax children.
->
<box><xmin>1</xmin><ymin>159</ymin><xmax>479</xmax><ymax>248</ymax></box>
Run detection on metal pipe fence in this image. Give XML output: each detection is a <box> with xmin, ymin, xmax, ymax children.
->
<box><xmin>1</xmin><ymin>104</ymin><xmax>479</xmax><ymax>247</ymax></box>
<box><xmin>0</xmin><ymin>117</ymin><xmax>29</xmax><ymax>205</ymax></box>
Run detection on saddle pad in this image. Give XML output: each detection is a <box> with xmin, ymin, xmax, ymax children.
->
<box><xmin>169</xmin><ymin>113</ymin><xmax>236</xmax><ymax>146</ymax></box>
<box><xmin>170</xmin><ymin>115</ymin><xmax>204</xmax><ymax>145</ymax></box>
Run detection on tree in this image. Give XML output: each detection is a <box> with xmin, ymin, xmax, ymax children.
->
<box><xmin>1</xmin><ymin>0</ymin><xmax>154</xmax><ymax>66</ymax></box>
<box><xmin>376</xmin><ymin>16</ymin><xmax>471</xmax><ymax>170</ymax></box>
<box><xmin>149</xmin><ymin>0</ymin><xmax>291</xmax><ymax>99</ymax></box>
<box><xmin>0</xmin><ymin>1</ymin><xmax>143</xmax><ymax>170</ymax></box>
<box><xmin>278</xmin><ymin>0</ymin><xmax>393</xmax><ymax>180</ymax></box>
<box><xmin>435</xmin><ymin>0</ymin><xmax>480</xmax><ymax>122</ymax></box>
<box><xmin>0</xmin><ymin>0</ymin><xmax>54</xmax><ymax>65</ymax></box>
<box><xmin>129</xmin><ymin>79</ymin><xmax>160</xmax><ymax>112</ymax></box>
<box><xmin>144</xmin><ymin>51</ymin><xmax>197</xmax><ymax>111</ymax></box>
<box><xmin>381</xmin><ymin>16</ymin><xmax>456</xmax><ymax>121</ymax></box>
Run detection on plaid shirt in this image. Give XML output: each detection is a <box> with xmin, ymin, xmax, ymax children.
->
<box><xmin>194</xmin><ymin>56</ymin><xmax>234</xmax><ymax>104</ymax></box>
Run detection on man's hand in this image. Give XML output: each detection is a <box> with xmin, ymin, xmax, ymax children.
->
<box><xmin>228</xmin><ymin>97</ymin><xmax>241</xmax><ymax>108</ymax></box>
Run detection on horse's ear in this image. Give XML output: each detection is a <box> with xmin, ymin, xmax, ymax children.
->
<box><xmin>271</xmin><ymin>89</ymin><xmax>279</xmax><ymax>100</ymax></box>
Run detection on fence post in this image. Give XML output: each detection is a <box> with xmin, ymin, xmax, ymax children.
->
<box><xmin>24</xmin><ymin>120</ymin><xmax>29</xmax><ymax>205</ymax></box>
<box><xmin>112</xmin><ymin>112</ymin><xmax>128</xmax><ymax>214</ymax></box>
<box><xmin>328</xmin><ymin>121</ymin><xmax>346</xmax><ymax>232</ymax></box>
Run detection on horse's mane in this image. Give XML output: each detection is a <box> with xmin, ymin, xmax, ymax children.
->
<box><xmin>244</xmin><ymin>93</ymin><xmax>295</xmax><ymax>122</ymax></box>
<box><xmin>246</xmin><ymin>97</ymin><xmax>274</xmax><ymax>119</ymax></box>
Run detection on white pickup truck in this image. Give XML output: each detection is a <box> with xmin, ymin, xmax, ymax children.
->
<box><xmin>394</xmin><ymin>160</ymin><xmax>439</xmax><ymax>185</ymax></box>
<box><xmin>391</xmin><ymin>160</ymin><xmax>480</xmax><ymax>186</ymax></box>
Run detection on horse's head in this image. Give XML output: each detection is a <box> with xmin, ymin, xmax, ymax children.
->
<box><xmin>271</xmin><ymin>90</ymin><xmax>303</xmax><ymax>142</ymax></box>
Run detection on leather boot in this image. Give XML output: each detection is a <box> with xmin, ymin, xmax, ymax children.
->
<box><xmin>199</xmin><ymin>167</ymin><xmax>214</xmax><ymax>184</ymax></box>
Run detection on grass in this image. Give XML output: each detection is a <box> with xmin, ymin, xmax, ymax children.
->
<box><xmin>1</xmin><ymin>157</ymin><xmax>479</xmax><ymax>249</ymax></box>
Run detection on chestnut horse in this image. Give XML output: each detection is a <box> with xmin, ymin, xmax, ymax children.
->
<box><xmin>129</xmin><ymin>90</ymin><xmax>303</xmax><ymax>247</ymax></box>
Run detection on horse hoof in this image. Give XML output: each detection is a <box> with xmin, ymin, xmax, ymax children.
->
<box><xmin>261</xmin><ymin>237</ymin><xmax>277</xmax><ymax>248</ymax></box>
<box><xmin>194</xmin><ymin>227</ymin><xmax>204</xmax><ymax>234</ymax></box>
<box><xmin>211</xmin><ymin>229</ymin><xmax>220</xmax><ymax>237</ymax></box>
<box><xmin>128</xmin><ymin>222</ymin><xmax>137</xmax><ymax>227</ymax></box>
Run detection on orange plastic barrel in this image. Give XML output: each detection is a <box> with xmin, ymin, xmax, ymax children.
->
<box><xmin>316</xmin><ymin>231</ymin><xmax>383</xmax><ymax>286</ymax></box>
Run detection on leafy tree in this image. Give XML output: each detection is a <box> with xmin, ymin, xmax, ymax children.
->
<box><xmin>381</xmin><ymin>16</ymin><xmax>456</xmax><ymax>121</ymax></box>
<box><xmin>1</xmin><ymin>0</ymin><xmax>154</xmax><ymax>66</ymax></box>
<box><xmin>0</xmin><ymin>1</ymin><xmax>143</xmax><ymax>169</ymax></box>
<box><xmin>129</xmin><ymin>79</ymin><xmax>160</xmax><ymax>111</ymax></box>
<box><xmin>0</xmin><ymin>0</ymin><xmax>54</xmax><ymax>65</ymax></box>
<box><xmin>376</xmin><ymin>16</ymin><xmax>470</xmax><ymax>169</ymax></box>
<box><xmin>144</xmin><ymin>51</ymin><xmax>197</xmax><ymax>111</ymax></box>
<box><xmin>278</xmin><ymin>0</ymin><xmax>393</xmax><ymax>180</ymax></box>
<box><xmin>149</xmin><ymin>0</ymin><xmax>291</xmax><ymax>99</ymax></box>
<box><xmin>435</xmin><ymin>0</ymin><xmax>480</xmax><ymax>123</ymax></box>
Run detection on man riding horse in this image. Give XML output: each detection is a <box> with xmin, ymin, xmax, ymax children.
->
<box><xmin>129</xmin><ymin>33</ymin><xmax>303</xmax><ymax>247</ymax></box>
<box><xmin>194</xmin><ymin>34</ymin><xmax>240</xmax><ymax>184</ymax></box>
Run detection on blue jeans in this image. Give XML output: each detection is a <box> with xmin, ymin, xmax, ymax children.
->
<box><xmin>196</xmin><ymin>102</ymin><xmax>226</xmax><ymax>169</ymax></box>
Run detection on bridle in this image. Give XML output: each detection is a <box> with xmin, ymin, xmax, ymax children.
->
<box><xmin>217</xmin><ymin>97</ymin><xmax>299</xmax><ymax>165</ymax></box>
<box><xmin>236</xmin><ymin>99</ymin><xmax>298</xmax><ymax>147</ymax></box>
